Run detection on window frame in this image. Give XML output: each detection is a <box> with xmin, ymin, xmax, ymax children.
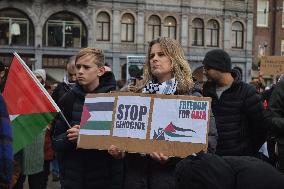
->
<box><xmin>96</xmin><ymin>12</ymin><xmax>110</xmax><ymax>41</ymax></box>
<box><xmin>192</xmin><ymin>18</ymin><xmax>204</xmax><ymax>46</ymax></box>
<box><xmin>257</xmin><ymin>0</ymin><xmax>269</xmax><ymax>27</ymax></box>
<box><xmin>147</xmin><ymin>15</ymin><xmax>161</xmax><ymax>41</ymax></box>
<box><xmin>163</xmin><ymin>16</ymin><xmax>176</xmax><ymax>39</ymax></box>
<box><xmin>121</xmin><ymin>13</ymin><xmax>135</xmax><ymax>42</ymax></box>
<box><xmin>231</xmin><ymin>21</ymin><xmax>244</xmax><ymax>49</ymax></box>
<box><xmin>206</xmin><ymin>19</ymin><xmax>219</xmax><ymax>47</ymax></box>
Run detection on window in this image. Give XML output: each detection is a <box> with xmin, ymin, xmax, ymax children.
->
<box><xmin>121</xmin><ymin>13</ymin><xmax>134</xmax><ymax>42</ymax></box>
<box><xmin>96</xmin><ymin>12</ymin><xmax>110</xmax><ymax>41</ymax></box>
<box><xmin>281</xmin><ymin>40</ymin><xmax>284</xmax><ymax>56</ymax></box>
<box><xmin>206</xmin><ymin>19</ymin><xmax>219</xmax><ymax>47</ymax></box>
<box><xmin>231</xmin><ymin>21</ymin><xmax>243</xmax><ymax>48</ymax></box>
<box><xmin>164</xmin><ymin>16</ymin><xmax>176</xmax><ymax>39</ymax></box>
<box><xmin>43</xmin><ymin>12</ymin><xmax>87</xmax><ymax>48</ymax></box>
<box><xmin>147</xmin><ymin>15</ymin><xmax>161</xmax><ymax>41</ymax></box>
<box><xmin>257</xmin><ymin>0</ymin><xmax>269</xmax><ymax>27</ymax></box>
<box><xmin>0</xmin><ymin>9</ymin><xmax>34</xmax><ymax>46</ymax></box>
<box><xmin>192</xmin><ymin>18</ymin><xmax>204</xmax><ymax>46</ymax></box>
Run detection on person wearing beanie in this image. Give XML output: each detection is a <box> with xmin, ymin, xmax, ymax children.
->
<box><xmin>202</xmin><ymin>49</ymin><xmax>269</xmax><ymax>157</ymax></box>
<box><xmin>203</xmin><ymin>49</ymin><xmax>232</xmax><ymax>73</ymax></box>
<box><xmin>33</xmin><ymin>69</ymin><xmax>46</xmax><ymax>85</ymax></box>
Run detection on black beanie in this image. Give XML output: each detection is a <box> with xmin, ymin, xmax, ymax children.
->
<box><xmin>202</xmin><ymin>49</ymin><xmax>232</xmax><ymax>72</ymax></box>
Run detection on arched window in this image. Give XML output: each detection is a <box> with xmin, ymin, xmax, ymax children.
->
<box><xmin>0</xmin><ymin>9</ymin><xmax>34</xmax><ymax>46</ymax></box>
<box><xmin>121</xmin><ymin>13</ymin><xmax>134</xmax><ymax>42</ymax></box>
<box><xmin>206</xmin><ymin>19</ymin><xmax>219</xmax><ymax>47</ymax></box>
<box><xmin>147</xmin><ymin>15</ymin><xmax>161</xmax><ymax>41</ymax></box>
<box><xmin>231</xmin><ymin>21</ymin><xmax>243</xmax><ymax>49</ymax></box>
<box><xmin>96</xmin><ymin>12</ymin><xmax>110</xmax><ymax>41</ymax></box>
<box><xmin>192</xmin><ymin>18</ymin><xmax>204</xmax><ymax>46</ymax></box>
<box><xmin>164</xmin><ymin>16</ymin><xmax>176</xmax><ymax>39</ymax></box>
<box><xmin>43</xmin><ymin>12</ymin><xmax>87</xmax><ymax>48</ymax></box>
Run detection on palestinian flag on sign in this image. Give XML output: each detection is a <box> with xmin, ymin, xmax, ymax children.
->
<box><xmin>2</xmin><ymin>53</ymin><xmax>60</xmax><ymax>154</ymax></box>
<box><xmin>80</xmin><ymin>96</ymin><xmax>115</xmax><ymax>136</ymax></box>
<box><xmin>153</xmin><ymin>122</ymin><xmax>196</xmax><ymax>140</ymax></box>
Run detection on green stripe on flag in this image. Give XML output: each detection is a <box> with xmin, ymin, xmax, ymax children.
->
<box><xmin>165</xmin><ymin>132</ymin><xmax>192</xmax><ymax>138</ymax></box>
<box><xmin>84</xmin><ymin>121</ymin><xmax>112</xmax><ymax>130</ymax></box>
<box><xmin>12</xmin><ymin>112</ymin><xmax>58</xmax><ymax>154</ymax></box>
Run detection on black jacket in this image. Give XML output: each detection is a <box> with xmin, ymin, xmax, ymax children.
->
<box><xmin>175</xmin><ymin>152</ymin><xmax>284</xmax><ymax>189</ymax></box>
<box><xmin>53</xmin><ymin>72</ymin><xmax>123</xmax><ymax>189</ymax></box>
<box><xmin>203</xmin><ymin>80</ymin><xmax>268</xmax><ymax>156</ymax></box>
<box><xmin>269</xmin><ymin>80</ymin><xmax>284</xmax><ymax>143</ymax></box>
<box><xmin>52</xmin><ymin>82</ymin><xmax>74</xmax><ymax>105</ymax></box>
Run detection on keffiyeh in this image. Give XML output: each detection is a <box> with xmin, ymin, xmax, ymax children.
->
<box><xmin>142</xmin><ymin>78</ymin><xmax>177</xmax><ymax>95</ymax></box>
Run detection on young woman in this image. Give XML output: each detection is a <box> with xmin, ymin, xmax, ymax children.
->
<box><xmin>124</xmin><ymin>37</ymin><xmax>217</xmax><ymax>189</ymax></box>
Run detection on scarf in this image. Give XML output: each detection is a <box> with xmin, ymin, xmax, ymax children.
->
<box><xmin>142</xmin><ymin>78</ymin><xmax>177</xmax><ymax>95</ymax></box>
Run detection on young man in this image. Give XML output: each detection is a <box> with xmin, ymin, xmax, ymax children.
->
<box><xmin>202</xmin><ymin>49</ymin><xmax>268</xmax><ymax>156</ymax></box>
<box><xmin>53</xmin><ymin>48</ymin><xmax>123</xmax><ymax>189</ymax></box>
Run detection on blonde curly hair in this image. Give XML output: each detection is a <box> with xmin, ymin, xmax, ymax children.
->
<box><xmin>138</xmin><ymin>37</ymin><xmax>194</xmax><ymax>94</ymax></box>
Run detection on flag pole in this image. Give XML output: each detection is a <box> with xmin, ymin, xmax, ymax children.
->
<box><xmin>13</xmin><ymin>52</ymin><xmax>72</xmax><ymax>129</ymax></box>
<box><xmin>59</xmin><ymin>111</ymin><xmax>72</xmax><ymax>129</ymax></box>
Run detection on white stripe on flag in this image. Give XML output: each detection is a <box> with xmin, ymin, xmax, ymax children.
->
<box><xmin>85</xmin><ymin>97</ymin><xmax>115</xmax><ymax>104</ymax></box>
<box><xmin>9</xmin><ymin>114</ymin><xmax>19</xmax><ymax>122</ymax></box>
<box><xmin>89</xmin><ymin>111</ymin><xmax>113</xmax><ymax>121</ymax></box>
<box><xmin>80</xmin><ymin>129</ymin><xmax>110</xmax><ymax>136</ymax></box>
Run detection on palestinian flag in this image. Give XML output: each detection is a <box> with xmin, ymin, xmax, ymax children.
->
<box><xmin>2</xmin><ymin>53</ymin><xmax>60</xmax><ymax>154</ymax></box>
<box><xmin>163</xmin><ymin>122</ymin><xmax>195</xmax><ymax>138</ymax></box>
<box><xmin>80</xmin><ymin>96</ymin><xmax>115</xmax><ymax>136</ymax></box>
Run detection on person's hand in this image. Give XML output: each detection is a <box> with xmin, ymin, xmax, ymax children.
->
<box><xmin>67</xmin><ymin>125</ymin><xmax>80</xmax><ymax>142</ymax></box>
<box><xmin>150</xmin><ymin>152</ymin><xmax>169</xmax><ymax>163</ymax></box>
<box><xmin>128</xmin><ymin>84</ymin><xmax>136</xmax><ymax>92</ymax></box>
<box><xmin>108</xmin><ymin>145</ymin><xmax>125</xmax><ymax>159</ymax></box>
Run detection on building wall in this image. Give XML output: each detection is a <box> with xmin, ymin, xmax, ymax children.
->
<box><xmin>0</xmin><ymin>0</ymin><xmax>253</xmax><ymax>82</ymax></box>
<box><xmin>253</xmin><ymin>0</ymin><xmax>284</xmax><ymax>64</ymax></box>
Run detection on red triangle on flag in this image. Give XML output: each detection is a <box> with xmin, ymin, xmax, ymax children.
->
<box><xmin>164</xmin><ymin>122</ymin><xmax>176</xmax><ymax>132</ymax></box>
<box><xmin>80</xmin><ymin>105</ymin><xmax>91</xmax><ymax>127</ymax></box>
<box><xmin>3</xmin><ymin>55</ymin><xmax>57</xmax><ymax>115</ymax></box>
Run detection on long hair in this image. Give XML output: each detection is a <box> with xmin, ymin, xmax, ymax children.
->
<box><xmin>138</xmin><ymin>37</ymin><xmax>194</xmax><ymax>94</ymax></box>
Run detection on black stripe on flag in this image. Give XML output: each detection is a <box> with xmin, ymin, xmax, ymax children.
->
<box><xmin>85</xmin><ymin>102</ymin><xmax>114</xmax><ymax>111</ymax></box>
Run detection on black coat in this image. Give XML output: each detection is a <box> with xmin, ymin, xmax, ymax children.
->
<box><xmin>269</xmin><ymin>80</ymin><xmax>284</xmax><ymax>143</ymax></box>
<box><xmin>203</xmin><ymin>80</ymin><xmax>268</xmax><ymax>156</ymax></box>
<box><xmin>175</xmin><ymin>152</ymin><xmax>284</xmax><ymax>189</ymax></box>
<box><xmin>53</xmin><ymin>72</ymin><xmax>123</xmax><ymax>189</ymax></box>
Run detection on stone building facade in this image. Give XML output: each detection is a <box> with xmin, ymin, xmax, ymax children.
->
<box><xmin>0</xmin><ymin>0</ymin><xmax>253</xmax><ymax>82</ymax></box>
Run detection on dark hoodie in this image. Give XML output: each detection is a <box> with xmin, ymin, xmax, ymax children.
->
<box><xmin>53</xmin><ymin>71</ymin><xmax>123</xmax><ymax>189</ymax></box>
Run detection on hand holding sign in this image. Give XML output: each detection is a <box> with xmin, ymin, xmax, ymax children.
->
<box><xmin>150</xmin><ymin>152</ymin><xmax>169</xmax><ymax>164</ymax></box>
<box><xmin>108</xmin><ymin>145</ymin><xmax>125</xmax><ymax>159</ymax></box>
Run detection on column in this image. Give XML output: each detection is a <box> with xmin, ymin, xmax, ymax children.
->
<box><xmin>137</xmin><ymin>9</ymin><xmax>145</xmax><ymax>52</ymax></box>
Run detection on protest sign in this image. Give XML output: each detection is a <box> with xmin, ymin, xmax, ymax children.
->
<box><xmin>126</xmin><ymin>56</ymin><xmax>145</xmax><ymax>82</ymax></box>
<box><xmin>78</xmin><ymin>93</ymin><xmax>211</xmax><ymax>157</ymax></box>
<box><xmin>260</xmin><ymin>56</ymin><xmax>284</xmax><ymax>76</ymax></box>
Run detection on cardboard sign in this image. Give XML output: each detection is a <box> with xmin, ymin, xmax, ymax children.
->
<box><xmin>77</xmin><ymin>93</ymin><xmax>211</xmax><ymax>158</ymax></box>
<box><xmin>260</xmin><ymin>56</ymin><xmax>284</xmax><ymax>76</ymax></box>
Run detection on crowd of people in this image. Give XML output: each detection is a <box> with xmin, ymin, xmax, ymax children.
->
<box><xmin>1</xmin><ymin>37</ymin><xmax>284</xmax><ymax>189</ymax></box>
